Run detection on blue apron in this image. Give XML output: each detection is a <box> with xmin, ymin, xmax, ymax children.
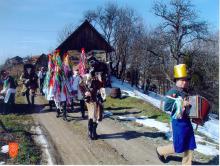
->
<box><xmin>172</xmin><ymin>118</ymin><xmax>196</xmax><ymax>153</ymax></box>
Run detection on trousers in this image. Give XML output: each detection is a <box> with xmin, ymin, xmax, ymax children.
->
<box><xmin>157</xmin><ymin>144</ymin><xmax>193</xmax><ymax>165</ymax></box>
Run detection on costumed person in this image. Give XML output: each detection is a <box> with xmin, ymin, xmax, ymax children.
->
<box><xmin>70</xmin><ymin>67</ymin><xmax>85</xmax><ymax>118</ymax></box>
<box><xmin>156</xmin><ymin>64</ymin><xmax>196</xmax><ymax>165</ymax></box>
<box><xmin>0</xmin><ymin>70</ymin><xmax>17</xmax><ymax>114</ymax></box>
<box><xmin>83</xmin><ymin>70</ymin><xmax>104</xmax><ymax>140</ymax></box>
<box><xmin>56</xmin><ymin>52</ymin><xmax>72</xmax><ymax>120</ymax></box>
<box><xmin>87</xmin><ymin>53</ymin><xmax>108</xmax><ymax>100</ymax></box>
<box><xmin>20</xmin><ymin>64</ymin><xmax>38</xmax><ymax>106</ymax></box>
<box><xmin>43</xmin><ymin>53</ymin><xmax>56</xmax><ymax>111</ymax></box>
<box><xmin>38</xmin><ymin>67</ymin><xmax>46</xmax><ymax>95</ymax></box>
<box><xmin>52</xmin><ymin>50</ymin><xmax>71</xmax><ymax>121</ymax></box>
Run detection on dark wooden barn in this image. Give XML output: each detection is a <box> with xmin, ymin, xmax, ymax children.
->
<box><xmin>35</xmin><ymin>53</ymin><xmax>48</xmax><ymax>69</ymax></box>
<box><xmin>56</xmin><ymin>20</ymin><xmax>114</xmax><ymax>62</ymax></box>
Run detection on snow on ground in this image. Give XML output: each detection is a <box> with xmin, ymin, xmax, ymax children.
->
<box><xmin>110</xmin><ymin>76</ymin><xmax>219</xmax><ymax>156</ymax></box>
<box><xmin>118</xmin><ymin>116</ymin><xmax>170</xmax><ymax>133</ymax></box>
<box><xmin>31</xmin><ymin>126</ymin><xmax>53</xmax><ymax>165</ymax></box>
<box><xmin>196</xmin><ymin>144</ymin><xmax>219</xmax><ymax>156</ymax></box>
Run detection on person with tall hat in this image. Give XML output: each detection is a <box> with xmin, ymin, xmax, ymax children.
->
<box><xmin>0</xmin><ymin>70</ymin><xmax>17</xmax><ymax>114</ymax></box>
<box><xmin>83</xmin><ymin>70</ymin><xmax>103</xmax><ymax>140</ymax></box>
<box><xmin>156</xmin><ymin>64</ymin><xmax>196</xmax><ymax>165</ymax></box>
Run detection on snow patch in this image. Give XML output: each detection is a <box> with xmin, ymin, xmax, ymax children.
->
<box><xmin>117</xmin><ymin>115</ymin><xmax>219</xmax><ymax>156</ymax></box>
<box><xmin>111</xmin><ymin>76</ymin><xmax>219</xmax><ymax>144</ymax></box>
<box><xmin>31</xmin><ymin>126</ymin><xmax>53</xmax><ymax>165</ymax></box>
<box><xmin>196</xmin><ymin>144</ymin><xmax>219</xmax><ymax>156</ymax></box>
<box><xmin>103</xmin><ymin>111</ymin><xmax>113</xmax><ymax>117</ymax></box>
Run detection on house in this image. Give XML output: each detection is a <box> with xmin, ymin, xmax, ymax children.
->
<box><xmin>5</xmin><ymin>56</ymin><xmax>23</xmax><ymax>65</ymax></box>
<box><xmin>35</xmin><ymin>54</ymin><xmax>48</xmax><ymax>70</ymax></box>
<box><xmin>56</xmin><ymin>20</ymin><xmax>114</xmax><ymax>65</ymax></box>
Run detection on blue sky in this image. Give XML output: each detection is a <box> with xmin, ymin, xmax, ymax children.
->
<box><xmin>0</xmin><ymin>0</ymin><xmax>219</xmax><ymax>64</ymax></box>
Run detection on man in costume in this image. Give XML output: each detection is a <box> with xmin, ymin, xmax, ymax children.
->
<box><xmin>83</xmin><ymin>70</ymin><xmax>103</xmax><ymax>140</ymax></box>
<box><xmin>38</xmin><ymin>67</ymin><xmax>47</xmax><ymax>95</ymax></box>
<box><xmin>70</xmin><ymin>68</ymin><xmax>86</xmax><ymax>119</ymax></box>
<box><xmin>20</xmin><ymin>64</ymin><xmax>38</xmax><ymax>106</ymax></box>
<box><xmin>0</xmin><ymin>70</ymin><xmax>17</xmax><ymax>114</ymax></box>
<box><xmin>156</xmin><ymin>64</ymin><xmax>196</xmax><ymax>165</ymax></box>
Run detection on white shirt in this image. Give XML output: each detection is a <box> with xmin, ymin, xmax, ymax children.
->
<box><xmin>38</xmin><ymin>71</ymin><xmax>43</xmax><ymax>79</ymax></box>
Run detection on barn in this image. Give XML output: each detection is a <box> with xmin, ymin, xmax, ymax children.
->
<box><xmin>56</xmin><ymin>20</ymin><xmax>114</xmax><ymax>66</ymax></box>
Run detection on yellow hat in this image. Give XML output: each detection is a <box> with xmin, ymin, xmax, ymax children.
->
<box><xmin>174</xmin><ymin>64</ymin><xmax>187</xmax><ymax>79</ymax></box>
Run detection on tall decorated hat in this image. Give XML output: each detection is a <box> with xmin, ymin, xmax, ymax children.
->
<box><xmin>174</xmin><ymin>64</ymin><xmax>188</xmax><ymax>79</ymax></box>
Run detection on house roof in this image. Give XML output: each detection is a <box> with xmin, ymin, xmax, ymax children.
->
<box><xmin>56</xmin><ymin>20</ymin><xmax>114</xmax><ymax>55</ymax></box>
<box><xmin>10</xmin><ymin>56</ymin><xmax>23</xmax><ymax>61</ymax></box>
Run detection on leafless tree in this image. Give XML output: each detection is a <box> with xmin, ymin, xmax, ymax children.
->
<box><xmin>84</xmin><ymin>2</ymin><xmax>119</xmax><ymax>70</ymax></box>
<box><xmin>152</xmin><ymin>0</ymin><xmax>209</xmax><ymax>64</ymax></box>
<box><xmin>113</xmin><ymin>7</ymin><xmax>142</xmax><ymax>80</ymax></box>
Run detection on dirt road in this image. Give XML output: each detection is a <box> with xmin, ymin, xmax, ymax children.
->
<box><xmin>31</xmin><ymin>95</ymin><xmax>216</xmax><ymax>165</ymax></box>
<box><xmin>31</xmin><ymin>95</ymin><xmax>172</xmax><ymax>165</ymax></box>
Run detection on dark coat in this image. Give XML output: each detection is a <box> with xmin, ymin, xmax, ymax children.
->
<box><xmin>21</xmin><ymin>72</ymin><xmax>38</xmax><ymax>90</ymax></box>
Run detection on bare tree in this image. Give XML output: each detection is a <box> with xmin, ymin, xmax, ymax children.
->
<box><xmin>84</xmin><ymin>2</ymin><xmax>119</xmax><ymax>70</ymax></box>
<box><xmin>113</xmin><ymin>7</ymin><xmax>141</xmax><ymax>79</ymax></box>
<box><xmin>152</xmin><ymin>0</ymin><xmax>208</xmax><ymax>64</ymax></box>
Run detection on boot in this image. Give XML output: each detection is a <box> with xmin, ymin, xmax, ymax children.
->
<box><xmin>63</xmin><ymin>108</ymin><xmax>67</xmax><ymax>121</ymax></box>
<box><xmin>80</xmin><ymin>100</ymin><xmax>85</xmax><ymax>119</ymax></box>
<box><xmin>88</xmin><ymin>119</ymin><xmax>93</xmax><ymax>140</ymax></box>
<box><xmin>62</xmin><ymin>101</ymin><xmax>68</xmax><ymax>121</ymax></box>
<box><xmin>26</xmin><ymin>93</ymin><xmax>31</xmax><ymax>105</ymax></box>
<box><xmin>49</xmin><ymin>100</ymin><xmax>53</xmax><ymax>111</ymax></box>
<box><xmin>93</xmin><ymin>122</ymin><xmax>98</xmax><ymax>140</ymax></box>
<box><xmin>31</xmin><ymin>95</ymin><xmax>35</xmax><ymax>106</ymax></box>
<box><xmin>56</xmin><ymin>109</ymin><xmax>60</xmax><ymax>118</ymax></box>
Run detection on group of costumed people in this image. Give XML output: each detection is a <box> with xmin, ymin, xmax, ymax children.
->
<box><xmin>0</xmin><ymin>50</ymin><xmax>209</xmax><ymax>164</ymax></box>
<box><xmin>43</xmin><ymin>48</ymin><xmax>105</xmax><ymax>140</ymax></box>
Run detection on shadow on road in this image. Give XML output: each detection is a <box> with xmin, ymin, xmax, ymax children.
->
<box><xmin>99</xmin><ymin>130</ymin><xmax>166</xmax><ymax>140</ymax></box>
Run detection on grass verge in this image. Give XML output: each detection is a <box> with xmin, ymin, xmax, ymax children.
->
<box><xmin>104</xmin><ymin>96</ymin><xmax>170</xmax><ymax>123</ymax></box>
<box><xmin>0</xmin><ymin>86</ymin><xmax>42</xmax><ymax>164</ymax></box>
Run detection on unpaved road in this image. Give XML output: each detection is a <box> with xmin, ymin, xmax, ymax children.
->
<box><xmin>31</xmin><ymin>95</ymin><xmax>212</xmax><ymax>165</ymax></box>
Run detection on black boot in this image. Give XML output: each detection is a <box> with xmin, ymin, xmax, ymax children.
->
<box><xmin>26</xmin><ymin>92</ymin><xmax>31</xmax><ymax>105</ymax></box>
<box><xmin>88</xmin><ymin>119</ymin><xmax>93</xmax><ymax>140</ymax></box>
<box><xmin>63</xmin><ymin>109</ymin><xmax>67</xmax><ymax>121</ymax></box>
<box><xmin>31</xmin><ymin>94</ymin><xmax>35</xmax><ymax>106</ymax></box>
<box><xmin>49</xmin><ymin>100</ymin><xmax>53</xmax><ymax>111</ymax></box>
<box><xmin>62</xmin><ymin>102</ymin><xmax>67</xmax><ymax>121</ymax></box>
<box><xmin>80</xmin><ymin>100</ymin><xmax>85</xmax><ymax>119</ymax></box>
<box><xmin>93</xmin><ymin>122</ymin><xmax>98</xmax><ymax>140</ymax></box>
<box><xmin>56</xmin><ymin>109</ymin><xmax>60</xmax><ymax>118</ymax></box>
